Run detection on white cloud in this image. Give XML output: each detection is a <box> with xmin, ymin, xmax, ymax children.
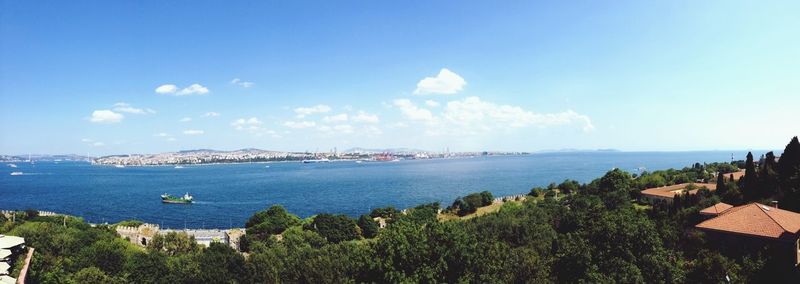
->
<box><xmin>90</xmin><ymin>110</ymin><xmax>124</xmax><ymax>124</ymax></box>
<box><xmin>351</xmin><ymin>111</ymin><xmax>380</xmax><ymax>124</ymax></box>
<box><xmin>294</xmin><ymin>104</ymin><xmax>331</xmax><ymax>118</ymax></box>
<box><xmin>425</xmin><ymin>100</ymin><xmax>440</xmax><ymax>107</ymax></box>
<box><xmin>155</xmin><ymin>83</ymin><xmax>209</xmax><ymax>96</ymax></box>
<box><xmin>440</xmin><ymin>96</ymin><xmax>594</xmax><ymax>134</ymax></box>
<box><xmin>166</xmin><ymin>137</ymin><xmax>177</xmax><ymax>142</ymax></box>
<box><xmin>333</xmin><ymin>124</ymin><xmax>354</xmax><ymax>134</ymax></box>
<box><xmin>231</xmin><ymin>78</ymin><xmax>255</xmax><ymax>88</ymax></box>
<box><xmin>393</xmin><ymin>99</ymin><xmax>434</xmax><ymax>122</ymax></box>
<box><xmin>113</xmin><ymin>102</ymin><xmax>155</xmax><ymax>114</ymax></box>
<box><xmin>154</xmin><ymin>133</ymin><xmax>170</xmax><ymax>137</ymax></box>
<box><xmin>155</xmin><ymin>84</ymin><xmax>178</xmax><ymax>94</ymax></box>
<box><xmin>180</xmin><ymin>117</ymin><xmax>192</xmax><ymax>122</ymax></box>
<box><xmin>283</xmin><ymin>121</ymin><xmax>317</xmax><ymax>129</ymax></box>
<box><xmin>390</xmin><ymin>96</ymin><xmax>594</xmax><ymax>136</ymax></box>
<box><xmin>413</xmin><ymin>68</ymin><xmax>466</xmax><ymax>95</ymax></box>
<box><xmin>203</xmin><ymin>112</ymin><xmax>220</xmax><ymax>117</ymax></box>
<box><xmin>92</xmin><ymin>142</ymin><xmax>105</xmax><ymax>147</ymax></box>
<box><xmin>231</xmin><ymin>117</ymin><xmax>263</xmax><ymax>131</ymax></box>
<box><xmin>183</xmin><ymin>130</ymin><xmax>204</xmax><ymax>135</ymax></box>
<box><xmin>81</xmin><ymin>138</ymin><xmax>93</xmax><ymax>143</ymax></box>
<box><xmin>323</xmin><ymin>113</ymin><xmax>348</xmax><ymax>123</ymax></box>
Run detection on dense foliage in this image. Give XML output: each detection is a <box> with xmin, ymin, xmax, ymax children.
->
<box><xmin>2</xmin><ymin>136</ymin><xmax>800</xmax><ymax>283</ymax></box>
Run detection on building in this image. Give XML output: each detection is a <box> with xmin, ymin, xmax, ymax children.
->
<box><xmin>695</xmin><ymin>203</ymin><xmax>800</xmax><ymax>266</ymax></box>
<box><xmin>640</xmin><ymin>183</ymin><xmax>717</xmax><ymax>203</ymax></box>
<box><xmin>699</xmin><ymin>202</ymin><xmax>734</xmax><ymax>218</ymax></box>
<box><xmin>373</xmin><ymin>217</ymin><xmax>387</xmax><ymax>229</ymax></box>
<box><xmin>0</xmin><ymin>234</ymin><xmax>25</xmax><ymax>281</ymax></box>
<box><xmin>160</xmin><ymin>229</ymin><xmax>230</xmax><ymax>248</ymax></box>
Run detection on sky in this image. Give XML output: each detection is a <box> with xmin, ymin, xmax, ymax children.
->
<box><xmin>1</xmin><ymin>1</ymin><xmax>799</xmax><ymax>155</ymax></box>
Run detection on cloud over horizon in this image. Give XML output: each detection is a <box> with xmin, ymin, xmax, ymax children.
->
<box><xmin>413</xmin><ymin>68</ymin><xmax>466</xmax><ymax>95</ymax></box>
<box><xmin>89</xmin><ymin>110</ymin><xmax>124</xmax><ymax>124</ymax></box>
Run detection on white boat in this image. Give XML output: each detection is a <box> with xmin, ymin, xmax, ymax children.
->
<box><xmin>7</xmin><ymin>164</ymin><xmax>17</xmax><ymax>168</ymax></box>
<box><xmin>10</xmin><ymin>172</ymin><xmax>23</xmax><ymax>176</ymax></box>
<box><xmin>174</xmin><ymin>166</ymin><xmax>184</xmax><ymax>169</ymax></box>
<box><xmin>114</xmin><ymin>165</ymin><xmax>125</xmax><ymax>168</ymax></box>
<box><xmin>265</xmin><ymin>166</ymin><xmax>270</xmax><ymax>168</ymax></box>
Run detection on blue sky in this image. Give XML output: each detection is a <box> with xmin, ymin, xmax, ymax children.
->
<box><xmin>1</xmin><ymin>1</ymin><xmax>799</xmax><ymax>155</ymax></box>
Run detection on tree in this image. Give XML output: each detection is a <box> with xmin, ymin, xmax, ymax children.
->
<box><xmin>147</xmin><ymin>232</ymin><xmax>200</xmax><ymax>256</ymax></box>
<box><xmin>743</xmin><ymin>152</ymin><xmax>759</xmax><ymax>202</ymax></box>
<box><xmin>246</xmin><ymin>205</ymin><xmax>301</xmax><ymax>237</ymax></box>
<box><xmin>759</xmin><ymin>151</ymin><xmax>780</xmax><ymax>199</ymax></box>
<box><xmin>479</xmin><ymin>191</ymin><xmax>494</xmax><ymax>206</ymax></box>
<box><xmin>369</xmin><ymin>206</ymin><xmax>400</xmax><ymax>219</ymax></box>
<box><xmin>78</xmin><ymin>238</ymin><xmax>131</xmax><ymax>275</ymax></box>
<box><xmin>197</xmin><ymin>242</ymin><xmax>246</xmax><ymax>283</ymax></box>
<box><xmin>558</xmin><ymin>179</ymin><xmax>580</xmax><ymax>194</ymax></box>
<box><xmin>778</xmin><ymin>137</ymin><xmax>800</xmax><ymax>211</ymax></box>
<box><xmin>715</xmin><ymin>172</ymin><xmax>727</xmax><ymax>196</ymax></box>
<box><xmin>72</xmin><ymin>267</ymin><xmax>113</xmax><ymax>284</ymax></box>
<box><xmin>308</xmin><ymin>214</ymin><xmax>360</xmax><ymax>243</ymax></box>
<box><xmin>357</xmin><ymin>214</ymin><xmax>379</xmax><ymax>238</ymax></box>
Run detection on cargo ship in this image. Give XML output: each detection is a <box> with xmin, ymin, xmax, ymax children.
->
<box><xmin>161</xmin><ymin>193</ymin><xmax>193</xmax><ymax>204</ymax></box>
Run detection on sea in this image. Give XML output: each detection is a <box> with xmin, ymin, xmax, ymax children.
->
<box><xmin>0</xmin><ymin>151</ymin><xmax>759</xmax><ymax>229</ymax></box>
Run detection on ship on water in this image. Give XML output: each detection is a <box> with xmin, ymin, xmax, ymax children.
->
<box><xmin>161</xmin><ymin>193</ymin><xmax>193</xmax><ymax>204</ymax></box>
<box><xmin>302</xmin><ymin>158</ymin><xmax>330</xmax><ymax>163</ymax></box>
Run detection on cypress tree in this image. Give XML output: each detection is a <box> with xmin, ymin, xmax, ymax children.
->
<box><xmin>716</xmin><ymin>172</ymin><xmax>726</xmax><ymax>196</ymax></box>
<box><xmin>743</xmin><ymin>152</ymin><xmax>758</xmax><ymax>202</ymax></box>
<box><xmin>777</xmin><ymin>136</ymin><xmax>800</xmax><ymax>211</ymax></box>
<box><xmin>759</xmin><ymin>151</ymin><xmax>779</xmax><ymax>198</ymax></box>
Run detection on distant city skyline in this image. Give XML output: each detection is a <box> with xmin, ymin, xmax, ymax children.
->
<box><xmin>1</xmin><ymin>1</ymin><xmax>799</xmax><ymax>155</ymax></box>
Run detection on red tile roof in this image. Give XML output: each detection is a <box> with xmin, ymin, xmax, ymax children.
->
<box><xmin>724</xmin><ymin>170</ymin><xmax>745</xmax><ymax>182</ymax></box>
<box><xmin>699</xmin><ymin>202</ymin><xmax>734</xmax><ymax>216</ymax></box>
<box><xmin>640</xmin><ymin>183</ymin><xmax>717</xmax><ymax>199</ymax></box>
<box><xmin>695</xmin><ymin>203</ymin><xmax>800</xmax><ymax>242</ymax></box>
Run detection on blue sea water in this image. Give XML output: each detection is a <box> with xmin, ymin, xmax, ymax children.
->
<box><xmin>0</xmin><ymin>151</ymin><xmax>753</xmax><ymax>229</ymax></box>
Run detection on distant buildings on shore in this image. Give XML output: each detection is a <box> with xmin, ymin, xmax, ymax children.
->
<box><xmin>90</xmin><ymin>148</ymin><xmax>529</xmax><ymax>166</ymax></box>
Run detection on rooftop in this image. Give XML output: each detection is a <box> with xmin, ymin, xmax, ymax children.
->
<box><xmin>640</xmin><ymin>183</ymin><xmax>717</xmax><ymax>199</ymax></box>
<box><xmin>699</xmin><ymin>202</ymin><xmax>734</xmax><ymax>216</ymax></box>
<box><xmin>695</xmin><ymin>203</ymin><xmax>800</xmax><ymax>242</ymax></box>
<box><xmin>0</xmin><ymin>235</ymin><xmax>24</xmax><ymax>250</ymax></box>
<box><xmin>724</xmin><ymin>170</ymin><xmax>745</xmax><ymax>181</ymax></box>
<box><xmin>0</xmin><ymin>275</ymin><xmax>15</xmax><ymax>284</ymax></box>
<box><xmin>0</xmin><ymin>250</ymin><xmax>9</xmax><ymax>259</ymax></box>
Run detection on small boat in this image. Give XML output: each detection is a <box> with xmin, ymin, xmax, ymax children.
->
<box><xmin>7</xmin><ymin>164</ymin><xmax>17</xmax><ymax>168</ymax></box>
<box><xmin>114</xmin><ymin>165</ymin><xmax>125</xmax><ymax>168</ymax></box>
<box><xmin>10</xmin><ymin>172</ymin><xmax>23</xmax><ymax>176</ymax></box>
<box><xmin>265</xmin><ymin>166</ymin><xmax>270</xmax><ymax>168</ymax></box>
<box><xmin>355</xmin><ymin>160</ymin><xmax>363</xmax><ymax>164</ymax></box>
<box><xmin>161</xmin><ymin>193</ymin><xmax>193</xmax><ymax>204</ymax></box>
<box><xmin>174</xmin><ymin>166</ymin><xmax>184</xmax><ymax>169</ymax></box>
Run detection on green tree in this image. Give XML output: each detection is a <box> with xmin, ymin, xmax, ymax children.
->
<box><xmin>778</xmin><ymin>136</ymin><xmax>800</xmax><ymax>211</ymax></box>
<box><xmin>72</xmin><ymin>267</ymin><xmax>113</xmax><ymax>284</ymax></box>
<box><xmin>742</xmin><ymin>152</ymin><xmax>759</xmax><ymax>201</ymax></box>
<box><xmin>558</xmin><ymin>179</ymin><xmax>580</xmax><ymax>194</ymax></box>
<box><xmin>197</xmin><ymin>242</ymin><xmax>247</xmax><ymax>283</ymax></box>
<box><xmin>715</xmin><ymin>172</ymin><xmax>727</xmax><ymax>196</ymax></box>
<box><xmin>308</xmin><ymin>214</ymin><xmax>360</xmax><ymax>243</ymax></box>
<box><xmin>245</xmin><ymin>205</ymin><xmax>301</xmax><ymax>238</ymax></box>
<box><xmin>357</xmin><ymin>214</ymin><xmax>379</xmax><ymax>238</ymax></box>
<box><xmin>147</xmin><ymin>232</ymin><xmax>200</xmax><ymax>256</ymax></box>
